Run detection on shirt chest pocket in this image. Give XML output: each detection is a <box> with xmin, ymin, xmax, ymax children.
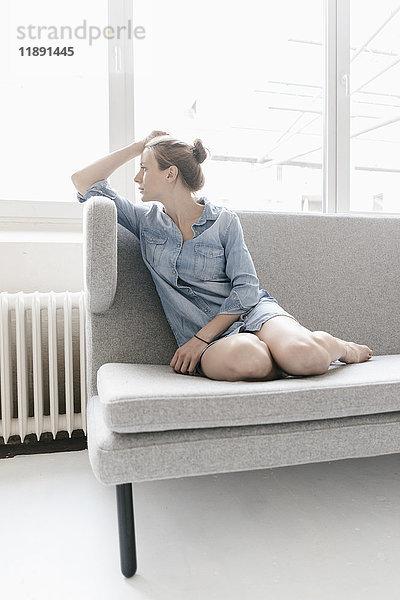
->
<box><xmin>194</xmin><ymin>243</ymin><xmax>226</xmax><ymax>281</ymax></box>
<box><xmin>142</xmin><ymin>229</ymin><xmax>168</xmax><ymax>268</ymax></box>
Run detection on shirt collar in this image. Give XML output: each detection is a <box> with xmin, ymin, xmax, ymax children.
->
<box><xmin>194</xmin><ymin>197</ymin><xmax>219</xmax><ymax>225</ymax></box>
<box><xmin>160</xmin><ymin>196</ymin><xmax>219</xmax><ymax>226</ymax></box>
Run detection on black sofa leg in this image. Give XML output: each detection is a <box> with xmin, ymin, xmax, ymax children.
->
<box><xmin>116</xmin><ymin>483</ymin><xmax>137</xmax><ymax>577</ymax></box>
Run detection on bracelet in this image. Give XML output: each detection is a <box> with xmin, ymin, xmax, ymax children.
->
<box><xmin>194</xmin><ymin>334</ymin><xmax>210</xmax><ymax>344</ymax></box>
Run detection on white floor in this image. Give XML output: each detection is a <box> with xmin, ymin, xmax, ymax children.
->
<box><xmin>1</xmin><ymin>449</ymin><xmax>400</xmax><ymax>600</ymax></box>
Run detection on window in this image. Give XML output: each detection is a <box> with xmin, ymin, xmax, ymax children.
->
<box><xmin>133</xmin><ymin>0</ymin><xmax>324</xmax><ymax>212</ymax></box>
<box><xmin>349</xmin><ymin>0</ymin><xmax>400</xmax><ymax>213</ymax></box>
<box><xmin>3</xmin><ymin>0</ymin><xmax>399</xmax><ymax>214</ymax></box>
<box><xmin>1</xmin><ymin>0</ymin><xmax>109</xmax><ymax>202</ymax></box>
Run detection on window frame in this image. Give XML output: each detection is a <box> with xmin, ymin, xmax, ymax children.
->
<box><xmin>1</xmin><ymin>0</ymin><xmax>398</xmax><ymax>220</ymax></box>
<box><xmin>324</xmin><ymin>0</ymin><xmax>351</xmax><ymax>213</ymax></box>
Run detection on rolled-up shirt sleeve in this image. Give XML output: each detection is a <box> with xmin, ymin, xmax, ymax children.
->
<box><xmin>77</xmin><ymin>179</ymin><xmax>149</xmax><ymax>239</ymax></box>
<box><xmin>218</xmin><ymin>212</ymin><xmax>262</xmax><ymax>314</ymax></box>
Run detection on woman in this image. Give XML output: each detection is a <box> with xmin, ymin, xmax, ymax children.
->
<box><xmin>72</xmin><ymin>131</ymin><xmax>373</xmax><ymax>382</ymax></box>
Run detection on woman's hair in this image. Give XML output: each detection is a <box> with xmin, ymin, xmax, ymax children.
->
<box><xmin>145</xmin><ymin>135</ymin><xmax>209</xmax><ymax>192</ymax></box>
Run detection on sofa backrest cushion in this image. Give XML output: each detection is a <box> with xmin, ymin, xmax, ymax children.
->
<box><xmin>87</xmin><ymin>207</ymin><xmax>400</xmax><ymax>397</ymax></box>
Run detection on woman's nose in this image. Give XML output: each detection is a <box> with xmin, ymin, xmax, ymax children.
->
<box><xmin>134</xmin><ymin>171</ymin><xmax>141</xmax><ymax>183</ymax></box>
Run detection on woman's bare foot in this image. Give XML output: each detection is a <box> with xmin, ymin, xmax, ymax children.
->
<box><xmin>337</xmin><ymin>340</ymin><xmax>373</xmax><ymax>364</ymax></box>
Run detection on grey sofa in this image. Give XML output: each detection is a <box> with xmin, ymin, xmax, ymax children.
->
<box><xmin>84</xmin><ymin>197</ymin><xmax>400</xmax><ymax>577</ymax></box>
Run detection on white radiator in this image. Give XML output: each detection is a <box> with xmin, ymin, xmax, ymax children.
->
<box><xmin>0</xmin><ymin>291</ymin><xmax>87</xmax><ymax>444</ymax></box>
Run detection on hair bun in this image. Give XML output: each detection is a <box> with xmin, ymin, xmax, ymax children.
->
<box><xmin>192</xmin><ymin>139</ymin><xmax>208</xmax><ymax>164</ymax></box>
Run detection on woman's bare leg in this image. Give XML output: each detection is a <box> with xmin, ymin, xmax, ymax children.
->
<box><xmin>199</xmin><ymin>333</ymin><xmax>284</xmax><ymax>381</ymax></box>
<box><xmin>252</xmin><ymin>316</ymin><xmax>373</xmax><ymax>376</ymax></box>
<box><xmin>198</xmin><ymin>318</ymin><xmax>373</xmax><ymax>381</ymax></box>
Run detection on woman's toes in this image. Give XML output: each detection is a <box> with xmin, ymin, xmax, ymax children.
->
<box><xmin>339</xmin><ymin>342</ymin><xmax>373</xmax><ymax>364</ymax></box>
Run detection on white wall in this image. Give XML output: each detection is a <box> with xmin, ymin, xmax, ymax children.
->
<box><xmin>1</xmin><ymin>201</ymin><xmax>84</xmax><ymax>293</ymax></box>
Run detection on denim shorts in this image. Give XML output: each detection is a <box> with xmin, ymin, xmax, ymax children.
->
<box><xmin>194</xmin><ymin>297</ymin><xmax>297</xmax><ymax>377</ymax></box>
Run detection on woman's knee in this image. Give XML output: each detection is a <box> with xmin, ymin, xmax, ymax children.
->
<box><xmin>277</xmin><ymin>339</ymin><xmax>331</xmax><ymax>376</ymax></box>
<box><xmin>200</xmin><ymin>334</ymin><xmax>275</xmax><ymax>381</ymax></box>
<box><xmin>231</xmin><ymin>336</ymin><xmax>274</xmax><ymax>379</ymax></box>
<box><xmin>253</xmin><ymin>317</ymin><xmax>332</xmax><ymax>377</ymax></box>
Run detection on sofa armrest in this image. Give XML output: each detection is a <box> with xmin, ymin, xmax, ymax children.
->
<box><xmin>83</xmin><ymin>197</ymin><xmax>117</xmax><ymax>314</ymax></box>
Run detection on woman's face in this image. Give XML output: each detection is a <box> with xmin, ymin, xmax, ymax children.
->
<box><xmin>134</xmin><ymin>148</ymin><xmax>170</xmax><ymax>202</ymax></box>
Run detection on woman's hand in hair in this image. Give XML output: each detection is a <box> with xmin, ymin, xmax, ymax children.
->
<box><xmin>142</xmin><ymin>130</ymin><xmax>169</xmax><ymax>147</ymax></box>
<box><xmin>170</xmin><ymin>337</ymin><xmax>208</xmax><ymax>376</ymax></box>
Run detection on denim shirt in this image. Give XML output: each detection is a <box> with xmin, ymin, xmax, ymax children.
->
<box><xmin>77</xmin><ymin>179</ymin><xmax>271</xmax><ymax>346</ymax></box>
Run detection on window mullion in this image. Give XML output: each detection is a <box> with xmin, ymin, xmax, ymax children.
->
<box><xmin>108</xmin><ymin>0</ymin><xmax>135</xmax><ymax>202</ymax></box>
<box><xmin>323</xmin><ymin>0</ymin><xmax>338</xmax><ymax>213</ymax></box>
<box><xmin>336</xmin><ymin>0</ymin><xmax>350</xmax><ymax>213</ymax></box>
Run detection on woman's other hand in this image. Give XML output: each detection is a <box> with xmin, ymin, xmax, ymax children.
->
<box><xmin>142</xmin><ymin>130</ymin><xmax>169</xmax><ymax>147</ymax></box>
<box><xmin>71</xmin><ymin>133</ymin><xmax>168</xmax><ymax>195</ymax></box>
<box><xmin>170</xmin><ymin>337</ymin><xmax>208</xmax><ymax>375</ymax></box>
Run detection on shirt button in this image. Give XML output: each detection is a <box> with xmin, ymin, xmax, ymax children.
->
<box><xmin>204</xmin><ymin>308</ymin><xmax>209</xmax><ymax>312</ymax></box>
<box><xmin>149</xmin><ymin>237</ymin><xmax>153</xmax><ymax>241</ymax></box>
<box><xmin>172</xmin><ymin>269</ymin><xmax>176</xmax><ymax>274</ymax></box>
<box><xmin>177</xmin><ymin>243</ymin><xmax>181</xmax><ymax>248</ymax></box>
<box><xmin>209</xmin><ymin>250</ymin><xmax>213</xmax><ymax>255</ymax></box>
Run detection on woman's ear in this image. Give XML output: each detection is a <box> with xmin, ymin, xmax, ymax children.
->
<box><xmin>167</xmin><ymin>165</ymin><xmax>179</xmax><ymax>181</ymax></box>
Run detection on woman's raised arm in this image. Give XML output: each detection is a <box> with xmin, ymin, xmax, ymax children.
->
<box><xmin>71</xmin><ymin>130</ymin><xmax>168</xmax><ymax>195</ymax></box>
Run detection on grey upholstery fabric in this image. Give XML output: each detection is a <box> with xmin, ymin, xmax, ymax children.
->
<box><xmin>97</xmin><ymin>356</ymin><xmax>400</xmax><ymax>433</ymax></box>
<box><xmin>88</xmin><ymin>395</ymin><xmax>400</xmax><ymax>485</ymax></box>
<box><xmin>239</xmin><ymin>212</ymin><xmax>400</xmax><ymax>357</ymax></box>
<box><xmin>83</xmin><ymin>198</ymin><xmax>400</xmax><ymax>485</ymax></box>
<box><xmin>84</xmin><ymin>200</ymin><xmax>400</xmax><ymax>400</ymax></box>
<box><xmin>84</xmin><ymin>197</ymin><xmax>117</xmax><ymax>314</ymax></box>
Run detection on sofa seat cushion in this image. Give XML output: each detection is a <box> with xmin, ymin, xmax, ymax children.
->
<box><xmin>97</xmin><ymin>355</ymin><xmax>400</xmax><ymax>434</ymax></box>
<box><xmin>88</xmin><ymin>395</ymin><xmax>400</xmax><ymax>485</ymax></box>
